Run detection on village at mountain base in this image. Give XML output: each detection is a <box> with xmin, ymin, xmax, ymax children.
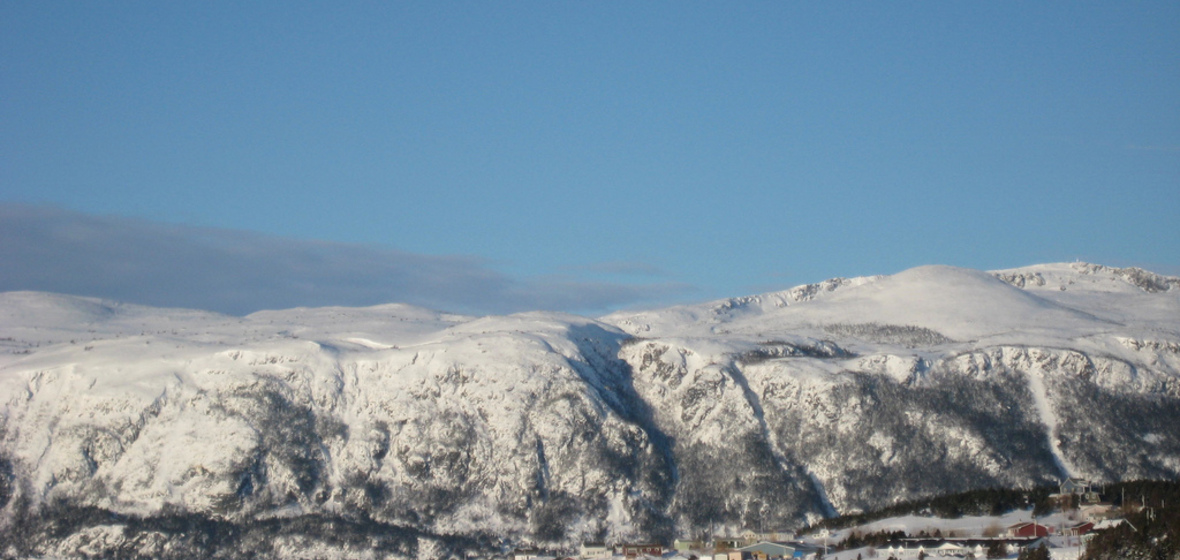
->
<box><xmin>512</xmin><ymin>478</ymin><xmax>1168</xmax><ymax>560</ymax></box>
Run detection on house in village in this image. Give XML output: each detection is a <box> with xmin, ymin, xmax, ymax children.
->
<box><xmin>758</xmin><ymin>531</ymin><xmax>795</xmax><ymax>542</ymax></box>
<box><xmin>1063</xmin><ymin>522</ymin><xmax>1094</xmax><ymax>537</ymax></box>
<box><xmin>927</xmin><ymin>542</ymin><xmax>972</xmax><ymax>557</ymax></box>
<box><xmin>1080</xmin><ymin>502</ymin><xmax>1118</xmax><ymax>522</ymax></box>
<box><xmin>713</xmin><ymin>538</ymin><xmax>744</xmax><ymax>552</ymax></box>
<box><xmin>579</xmin><ymin>543</ymin><xmax>610</xmax><ymax>558</ymax></box>
<box><xmin>880</xmin><ymin>543</ymin><xmax>905</xmax><ymax>557</ymax></box>
<box><xmin>1058</xmin><ymin>478</ymin><xmax>1102</xmax><ymax>504</ymax></box>
<box><xmin>1060</xmin><ymin>478</ymin><xmax>1090</xmax><ymax>495</ymax></box>
<box><xmin>1008</xmin><ymin>521</ymin><xmax>1050</xmax><ymax>538</ymax></box>
<box><xmin>513</xmin><ymin>549</ymin><xmax>543</xmax><ymax>560</ymax></box>
<box><xmin>617</xmin><ymin>543</ymin><xmax>663</xmax><ymax>558</ymax></box>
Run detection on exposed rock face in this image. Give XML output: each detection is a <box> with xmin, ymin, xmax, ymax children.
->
<box><xmin>0</xmin><ymin>263</ymin><xmax>1178</xmax><ymax>558</ymax></box>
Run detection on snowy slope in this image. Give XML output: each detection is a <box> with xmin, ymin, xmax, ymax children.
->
<box><xmin>604</xmin><ymin>264</ymin><xmax>1159</xmax><ymax>344</ymax></box>
<box><xmin>0</xmin><ymin>263</ymin><xmax>1178</xmax><ymax>558</ymax></box>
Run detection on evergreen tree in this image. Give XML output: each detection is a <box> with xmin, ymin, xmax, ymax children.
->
<box><xmin>1017</xmin><ymin>546</ymin><xmax>1049</xmax><ymax>560</ymax></box>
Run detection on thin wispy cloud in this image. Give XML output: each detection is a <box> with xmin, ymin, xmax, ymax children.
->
<box><xmin>0</xmin><ymin>205</ymin><xmax>693</xmax><ymax>316</ymax></box>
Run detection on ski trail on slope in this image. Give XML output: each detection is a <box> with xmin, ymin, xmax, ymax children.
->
<box><xmin>726</xmin><ymin>364</ymin><xmax>838</xmax><ymax>518</ymax></box>
<box><xmin>806</xmin><ymin>471</ymin><xmax>838</xmax><ymax>519</ymax></box>
<box><xmin>1024</xmin><ymin>370</ymin><xmax>1075</xmax><ymax>479</ymax></box>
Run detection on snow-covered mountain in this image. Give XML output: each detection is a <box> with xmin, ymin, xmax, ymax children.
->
<box><xmin>1</xmin><ymin>262</ymin><xmax>1178</xmax><ymax>558</ymax></box>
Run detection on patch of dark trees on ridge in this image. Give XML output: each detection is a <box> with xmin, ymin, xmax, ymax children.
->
<box><xmin>0</xmin><ymin>499</ymin><xmax>507</xmax><ymax>560</ymax></box>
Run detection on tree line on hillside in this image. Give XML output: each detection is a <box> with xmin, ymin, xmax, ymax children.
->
<box><xmin>807</xmin><ymin>486</ymin><xmax>1056</xmax><ymax>532</ymax></box>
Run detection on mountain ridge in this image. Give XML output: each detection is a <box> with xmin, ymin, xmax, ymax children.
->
<box><xmin>1</xmin><ymin>262</ymin><xmax>1178</xmax><ymax>558</ymax></box>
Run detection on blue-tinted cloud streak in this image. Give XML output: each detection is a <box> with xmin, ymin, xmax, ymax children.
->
<box><xmin>0</xmin><ymin>205</ymin><xmax>693</xmax><ymax>316</ymax></box>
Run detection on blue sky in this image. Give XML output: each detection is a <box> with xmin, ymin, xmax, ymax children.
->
<box><xmin>2</xmin><ymin>2</ymin><xmax>1178</xmax><ymax>315</ymax></box>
